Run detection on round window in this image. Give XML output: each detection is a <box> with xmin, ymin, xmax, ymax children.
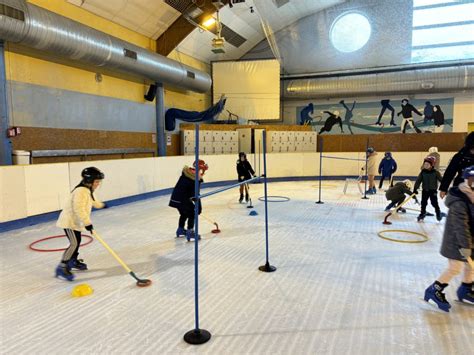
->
<box><xmin>330</xmin><ymin>12</ymin><xmax>371</xmax><ymax>53</ymax></box>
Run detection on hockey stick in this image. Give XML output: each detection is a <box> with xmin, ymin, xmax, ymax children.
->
<box><xmin>383</xmin><ymin>193</ymin><xmax>416</xmax><ymax>225</ymax></box>
<box><xmin>200</xmin><ymin>214</ymin><xmax>221</xmax><ymax>233</ymax></box>
<box><xmin>92</xmin><ymin>230</ymin><xmax>152</xmax><ymax>287</ymax></box>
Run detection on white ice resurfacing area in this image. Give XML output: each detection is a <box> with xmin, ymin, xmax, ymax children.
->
<box><xmin>1</xmin><ymin>181</ymin><xmax>473</xmax><ymax>354</ymax></box>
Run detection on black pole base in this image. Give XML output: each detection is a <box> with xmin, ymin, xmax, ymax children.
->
<box><xmin>259</xmin><ymin>262</ymin><xmax>276</xmax><ymax>272</ymax></box>
<box><xmin>361</xmin><ymin>196</ymin><xmax>369</xmax><ymax>200</ymax></box>
<box><xmin>315</xmin><ymin>201</ymin><xmax>324</xmax><ymax>204</ymax></box>
<box><xmin>184</xmin><ymin>329</ymin><xmax>211</xmax><ymax>345</ymax></box>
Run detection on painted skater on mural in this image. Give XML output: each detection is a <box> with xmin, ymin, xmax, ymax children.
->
<box><xmin>318</xmin><ymin>110</ymin><xmax>344</xmax><ymax>134</ymax></box>
<box><xmin>375</xmin><ymin>99</ymin><xmax>396</xmax><ymax>126</ymax></box>
<box><xmin>397</xmin><ymin>99</ymin><xmax>422</xmax><ymax>134</ymax></box>
<box><xmin>339</xmin><ymin>100</ymin><xmax>356</xmax><ymax>135</ymax></box>
<box><xmin>299</xmin><ymin>103</ymin><xmax>315</xmax><ymax>125</ymax></box>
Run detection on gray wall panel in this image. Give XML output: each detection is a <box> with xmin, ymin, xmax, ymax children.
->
<box><xmin>7</xmin><ymin>81</ymin><xmax>156</xmax><ymax>132</ymax></box>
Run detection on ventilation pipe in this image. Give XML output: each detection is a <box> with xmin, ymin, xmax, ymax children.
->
<box><xmin>283</xmin><ymin>63</ymin><xmax>474</xmax><ymax>99</ymax></box>
<box><xmin>0</xmin><ymin>0</ymin><xmax>211</xmax><ymax>92</ymax></box>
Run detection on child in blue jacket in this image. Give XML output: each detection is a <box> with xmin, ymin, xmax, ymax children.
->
<box><xmin>379</xmin><ymin>152</ymin><xmax>397</xmax><ymax>189</ymax></box>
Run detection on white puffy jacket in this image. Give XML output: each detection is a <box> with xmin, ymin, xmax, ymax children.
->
<box><xmin>57</xmin><ymin>186</ymin><xmax>105</xmax><ymax>231</ymax></box>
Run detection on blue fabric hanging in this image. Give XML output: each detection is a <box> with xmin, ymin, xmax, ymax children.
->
<box><xmin>165</xmin><ymin>96</ymin><xmax>227</xmax><ymax>131</ymax></box>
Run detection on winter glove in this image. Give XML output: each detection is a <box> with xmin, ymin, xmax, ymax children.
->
<box><xmin>459</xmin><ymin>248</ymin><xmax>472</xmax><ymax>259</ymax></box>
<box><xmin>413</xmin><ymin>190</ymin><xmax>418</xmax><ymax>195</ymax></box>
<box><xmin>85</xmin><ymin>224</ymin><xmax>94</xmax><ymax>232</ymax></box>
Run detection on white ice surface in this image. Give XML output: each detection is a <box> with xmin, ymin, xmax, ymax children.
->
<box><xmin>1</xmin><ymin>181</ymin><xmax>473</xmax><ymax>354</ymax></box>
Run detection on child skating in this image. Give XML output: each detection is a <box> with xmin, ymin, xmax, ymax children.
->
<box><xmin>365</xmin><ymin>147</ymin><xmax>378</xmax><ymax>194</ymax></box>
<box><xmin>424</xmin><ymin>166</ymin><xmax>474</xmax><ymax>312</ymax></box>
<box><xmin>169</xmin><ymin>159</ymin><xmax>208</xmax><ymax>241</ymax></box>
<box><xmin>414</xmin><ymin>156</ymin><xmax>443</xmax><ymax>221</ymax></box>
<box><xmin>378</xmin><ymin>152</ymin><xmax>397</xmax><ymax>189</ymax></box>
<box><xmin>236</xmin><ymin>152</ymin><xmax>256</xmax><ymax>203</ymax></box>
<box><xmin>384</xmin><ymin>180</ymin><xmax>413</xmax><ymax>212</ymax></box>
<box><xmin>55</xmin><ymin>167</ymin><xmax>106</xmax><ymax>281</ymax></box>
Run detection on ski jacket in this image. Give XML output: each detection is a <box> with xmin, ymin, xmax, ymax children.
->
<box><xmin>237</xmin><ymin>160</ymin><xmax>255</xmax><ymax>182</ymax></box>
<box><xmin>440</xmin><ymin>147</ymin><xmax>474</xmax><ymax>192</ymax></box>
<box><xmin>385</xmin><ymin>182</ymin><xmax>412</xmax><ymax>201</ymax></box>
<box><xmin>169</xmin><ymin>167</ymin><xmax>202</xmax><ymax>214</ymax></box>
<box><xmin>378</xmin><ymin>157</ymin><xmax>397</xmax><ymax>177</ymax></box>
<box><xmin>414</xmin><ymin>169</ymin><xmax>442</xmax><ymax>192</ymax></box>
<box><xmin>440</xmin><ymin>187</ymin><xmax>474</xmax><ymax>261</ymax></box>
<box><xmin>57</xmin><ymin>185</ymin><xmax>104</xmax><ymax>231</ymax></box>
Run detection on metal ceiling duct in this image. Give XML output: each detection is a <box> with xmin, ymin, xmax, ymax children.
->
<box><xmin>0</xmin><ymin>0</ymin><xmax>211</xmax><ymax>92</ymax></box>
<box><xmin>283</xmin><ymin>63</ymin><xmax>474</xmax><ymax>99</ymax></box>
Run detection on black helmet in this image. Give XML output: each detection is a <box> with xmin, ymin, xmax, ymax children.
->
<box><xmin>239</xmin><ymin>152</ymin><xmax>247</xmax><ymax>159</ymax></box>
<box><xmin>81</xmin><ymin>167</ymin><xmax>104</xmax><ymax>183</ymax></box>
<box><xmin>465</xmin><ymin>132</ymin><xmax>474</xmax><ymax>150</ymax></box>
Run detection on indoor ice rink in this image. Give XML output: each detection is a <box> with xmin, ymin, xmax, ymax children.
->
<box><xmin>1</xmin><ymin>0</ymin><xmax>473</xmax><ymax>354</ymax></box>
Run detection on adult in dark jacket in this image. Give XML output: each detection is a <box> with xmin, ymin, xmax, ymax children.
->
<box><xmin>385</xmin><ymin>180</ymin><xmax>413</xmax><ymax>211</ymax></box>
<box><xmin>414</xmin><ymin>156</ymin><xmax>442</xmax><ymax>221</ymax></box>
<box><xmin>440</xmin><ymin>132</ymin><xmax>474</xmax><ymax>198</ymax></box>
<box><xmin>424</xmin><ymin>166</ymin><xmax>474</xmax><ymax>312</ymax></box>
<box><xmin>169</xmin><ymin>159</ymin><xmax>208</xmax><ymax>241</ymax></box>
<box><xmin>397</xmin><ymin>99</ymin><xmax>422</xmax><ymax>133</ymax></box>
<box><xmin>378</xmin><ymin>152</ymin><xmax>397</xmax><ymax>189</ymax></box>
<box><xmin>319</xmin><ymin>111</ymin><xmax>343</xmax><ymax>134</ymax></box>
<box><xmin>433</xmin><ymin>105</ymin><xmax>445</xmax><ymax>133</ymax></box>
<box><xmin>237</xmin><ymin>152</ymin><xmax>256</xmax><ymax>203</ymax></box>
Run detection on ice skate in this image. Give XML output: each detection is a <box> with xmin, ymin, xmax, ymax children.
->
<box><xmin>239</xmin><ymin>193</ymin><xmax>244</xmax><ymax>203</ymax></box>
<box><xmin>457</xmin><ymin>283</ymin><xmax>474</xmax><ymax>304</ymax></box>
<box><xmin>176</xmin><ymin>227</ymin><xmax>186</xmax><ymax>238</ymax></box>
<box><xmin>186</xmin><ymin>229</ymin><xmax>201</xmax><ymax>242</ymax></box>
<box><xmin>436</xmin><ymin>211</ymin><xmax>443</xmax><ymax>222</ymax></box>
<box><xmin>424</xmin><ymin>281</ymin><xmax>451</xmax><ymax>312</ymax></box>
<box><xmin>68</xmin><ymin>258</ymin><xmax>88</xmax><ymax>271</ymax></box>
<box><xmin>55</xmin><ymin>264</ymin><xmax>75</xmax><ymax>281</ymax></box>
<box><xmin>417</xmin><ymin>213</ymin><xmax>425</xmax><ymax>222</ymax></box>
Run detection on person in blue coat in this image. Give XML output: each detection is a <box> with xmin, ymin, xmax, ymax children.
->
<box><xmin>378</xmin><ymin>152</ymin><xmax>397</xmax><ymax>189</ymax></box>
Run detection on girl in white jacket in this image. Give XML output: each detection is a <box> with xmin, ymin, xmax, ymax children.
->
<box><xmin>56</xmin><ymin>167</ymin><xmax>105</xmax><ymax>281</ymax></box>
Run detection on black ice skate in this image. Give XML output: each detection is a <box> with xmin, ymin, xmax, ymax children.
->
<box><xmin>417</xmin><ymin>213</ymin><xmax>426</xmax><ymax>222</ymax></box>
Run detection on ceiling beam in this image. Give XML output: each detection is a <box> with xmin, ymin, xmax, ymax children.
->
<box><xmin>156</xmin><ymin>0</ymin><xmax>230</xmax><ymax>56</ymax></box>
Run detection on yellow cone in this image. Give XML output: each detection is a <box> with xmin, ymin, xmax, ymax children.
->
<box><xmin>71</xmin><ymin>284</ymin><xmax>93</xmax><ymax>297</ymax></box>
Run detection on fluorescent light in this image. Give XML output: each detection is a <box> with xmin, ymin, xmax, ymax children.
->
<box><xmin>202</xmin><ymin>17</ymin><xmax>216</xmax><ymax>28</ymax></box>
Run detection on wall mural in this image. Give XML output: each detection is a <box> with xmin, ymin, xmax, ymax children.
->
<box><xmin>297</xmin><ymin>98</ymin><xmax>454</xmax><ymax>134</ymax></box>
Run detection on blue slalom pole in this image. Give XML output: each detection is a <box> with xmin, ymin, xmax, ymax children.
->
<box><xmin>316</xmin><ymin>137</ymin><xmax>324</xmax><ymax>204</ymax></box>
<box><xmin>184</xmin><ymin>124</ymin><xmax>211</xmax><ymax>345</ymax></box>
<box><xmin>259</xmin><ymin>130</ymin><xmax>276</xmax><ymax>273</ymax></box>
<box><xmin>362</xmin><ymin>137</ymin><xmax>369</xmax><ymax>200</ymax></box>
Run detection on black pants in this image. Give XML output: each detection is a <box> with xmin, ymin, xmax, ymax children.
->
<box><xmin>178</xmin><ymin>208</ymin><xmax>194</xmax><ymax>230</ymax></box>
<box><xmin>61</xmin><ymin>229</ymin><xmax>82</xmax><ymax>264</ymax></box>
<box><xmin>376</xmin><ymin>104</ymin><xmax>395</xmax><ymax>124</ymax></box>
<box><xmin>319</xmin><ymin>124</ymin><xmax>335</xmax><ymax>134</ymax></box>
<box><xmin>387</xmin><ymin>196</ymin><xmax>405</xmax><ymax>209</ymax></box>
<box><xmin>379</xmin><ymin>176</ymin><xmax>393</xmax><ymax>189</ymax></box>
<box><xmin>421</xmin><ymin>190</ymin><xmax>440</xmax><ymax>214</ymax></box>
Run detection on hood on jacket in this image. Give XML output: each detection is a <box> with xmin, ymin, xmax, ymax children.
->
<box><xmin>445</xmin><ymin>187</ymin><xmax>470</xmax><ymax>208</ymax></box>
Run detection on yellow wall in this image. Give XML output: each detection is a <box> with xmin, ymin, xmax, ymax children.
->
<box><xmin>5</xmin><ymin>0</ymin><xmax>210</xmax><ymax>108</ymax></box>
<box><xmin>453</xmin><ymin>95</ymin><xmax>474</xmax><ymax>133</ymax></box>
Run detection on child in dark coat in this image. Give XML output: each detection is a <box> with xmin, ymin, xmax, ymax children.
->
<box><xmin>169</xmin><ymin>159</ymin><xmax>208</xmax><ymax>241</ymax></box>
<box><xmin>414</xmin><ymin>156</ymin><xmax>442</xmax><ymax>221</ymax></box>
<box><xmin>424</xmin><ymin>166</ymin><xmax>474</xmax><ymax>312</ymax></box>
<box><xmin>378</xmin><ymin>152</ymin><xmax>397</xmax><ymax>189</ymax></box>
<box><xmin>385</xmin><ymin>180</ymin><xmax>413</xmax><ymax>212</ymax></box>
<box><xmin>237</xmin><ymin>152</ymin><xmax>256</xmax><ymax>203</ymax></box>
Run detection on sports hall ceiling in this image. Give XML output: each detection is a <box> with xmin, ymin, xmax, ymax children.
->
<box><xmin>66</xmin><ymin>0</ymin><xmax>343</xmax><ymax>63</ymax></box>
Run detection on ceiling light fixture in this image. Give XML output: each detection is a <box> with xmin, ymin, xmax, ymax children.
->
<box><xmin>202</xmin><ymin>17</ymin><xmax>216</xmax><ymax>28</ymax></box>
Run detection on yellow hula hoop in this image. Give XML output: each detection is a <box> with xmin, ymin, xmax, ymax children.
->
<box><xmin>377</xmin><ymin>229</ymin><xmax>429</xmax><ymax>243</ymax></box>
